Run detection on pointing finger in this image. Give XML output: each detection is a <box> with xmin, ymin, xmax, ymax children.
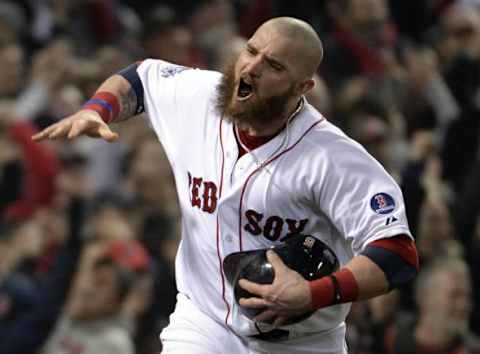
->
<box><xmin>49</xmin><ymin>124</ymin><xmax>69</xmax><ymax>139</ymax></box>
<box><xmin>32</xmin><ymin>124</ymin><xmax>59</xmax><ymax>141</ymax></box>
<box><xmin>32</xmin><ymin>130</ymin><xmax>48</xmax><ymax>141</ymax></box>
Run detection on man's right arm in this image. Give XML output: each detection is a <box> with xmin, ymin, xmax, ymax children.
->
<box><xmin>32</xmin><ymin>63</ymin><xmax>143</xmax><ymax>142</ymax></box>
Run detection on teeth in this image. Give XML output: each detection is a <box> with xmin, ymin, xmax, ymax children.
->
<box><xmin>238</xmin><ymin>78</ymin><xmax>253</xmax><ymax>99</ymax></box>
<box><xmin>242</xmin><ymin>77</ymin><xmax>252</xmax><ymax>85</ymax></box>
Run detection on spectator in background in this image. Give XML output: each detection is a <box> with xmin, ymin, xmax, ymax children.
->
<box><xmin>386</xmin><ymin>257</ymin><xmax>480</xmax><ymax>354</ymax></box>
<box><xmin>453</xmin><ymin>152</ymin><xmax>480</xmax><ymax>335</ymax></box>
<box><xmin>187</xmin><ymin>0</ymin><xmax>237</xmax><ymax>67</ymax></box>
<box><xmin>141</xmin><ymin>5</ymin><xmax>200</xmax><ymax>68</ymax></box>
<box><xmin>346</xmin><ymin>291</ymin><xmax>400</xmax><ymax>354</ymax></box>
<box><xmin>0</xmin><ymin>99</ymin><xmax>61</xmax><ymax>220</ymax></box>
<box><xmin>1</xmin><ymin>1</ymin><xmax>480</xmax><ymax>353</ymax></box>
<box><xmin>435</xmin><ymin>4</ymin><xmax>480</xmax><ymax>192</ymax></box>
<box><xmin>416</xmin><ymin>198</ymin><xmax>461</xmax><ymax>264</ymax></box>
<box><xmin>211</xmin><ymin>35</ymin><xmax>246</xmax><ymax>71</ymax></box>
<box><xmin>0</xmin><ymin>39</ymin><xmax>25</xmax><ymax>99</ymax></box>
<box><xmin>322</xmin><ymin>0</ymin><xmax>397</xmax><ymax>88</ymax></box>
<box><xmin>0</xmin><ymin>185</ymin><xmax>87</xmax><ymax>354</ymax></box>
<box><xmin>304</xmin><ymin>74</ymin><xmax>332</xmax><ymax>118</ymax></box>
<box><xmin>41</xmin><ymin>239</ymin><xmax>150</xmax><ymax>354</ymax></box>
<box><xmin>388</xmin><ymin>0</ymin><xmax>453</xmax><ymax>43</ymax></box>
<box><xmin>401</xmin><ymin>130</ymin><xmax>448</xmax><ymax>236</ymax></box>
<box><xmin>0</xmin><ymin>2</ymin><xmax>26</xmax><ymax>45</ymax></box>
<box><xmin>344</xmin><ymin>97</ymin><xmax>394</xmax><ymax>173</ymax></box>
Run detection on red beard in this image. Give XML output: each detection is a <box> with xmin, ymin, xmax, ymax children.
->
<box><xmin>215</xmin><ymin>59</ymin><xmax>296</xmax><ymax>129</ymax></box>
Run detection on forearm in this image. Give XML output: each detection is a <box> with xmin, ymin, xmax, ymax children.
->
<box><xmin>310</xmin><ymin>235</ymin><xmax>418</xmax><ymax>309</ymax></box>
<box><xmin>90</xmin><ymin>74</ymin><xmax>138</xmax><ymax>122</ymax></box>
<box><xmin>309</xmin><ymin>256</ymin><xmax>387</xmax><ymax>309</ymax></box>
<box><xmin>345</xmin><ymin>255</ymin><xmax>389</xmax><ymax>300</ymax></box>
<box><xmin>30</xmin><ymin>65</ymin><xmax>143</xmax><ymax>142</ymax></box>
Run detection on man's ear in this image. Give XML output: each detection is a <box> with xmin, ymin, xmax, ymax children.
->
<box><xmin>297</xmin><ymin>78</ymin><xmax>315</xmax><ymax>96</ymax></box>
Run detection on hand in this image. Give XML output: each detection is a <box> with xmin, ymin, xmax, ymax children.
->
<box><xmin>405</xmin><ymin>47</ymin><xmax>440</xmax><ymax>90</ymax></box>
<box><xmin>409</xmin><ymin>130</ymin><xmax>436</xmax><ymax>161</ymax></box>
<box><xmin>238</xmin><ymin>250</ymin><xmax>312</xmax><ymax>327</ymax></box>
<box><xmin>32</xmin><ymin>109</ymin><xmax>119</xmax><ymax>142</ymax></box>
<box><xmin>123</xmin><ymin>273</ymin><xmax>154</xmax><ymax>317</ymax></box>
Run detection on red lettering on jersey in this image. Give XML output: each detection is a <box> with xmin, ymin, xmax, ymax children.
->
<box><xmin>191</xmin><ymin>177</ymin><xmax>203</xmax><ymax>208</ymax></box>
<box><xmin>263</xmin><ymin>216</ymin><xmax>283</xmax><ymax>241</ymax></box>
<box><xmin>188</xmin><ymin>173</ymin><xmax>219</xmax><ymax>213</ymax></box>
<box><xmin>285</xmin><ymin>218</ymin><xmax>308</xmax><ymax>235</ymax></box>
<box><xmin>244</xmin><ymin>209</ymin><xmax>263</xmax><ymax>235</ymax></box>
<box><xmin>202</xmin><ymin>181</ymin><xmax>218</xmax><ymax>213</ymax></box>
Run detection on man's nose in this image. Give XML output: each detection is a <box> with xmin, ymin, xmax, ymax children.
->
<box><xmin>245</xmin><ymin>56</ymin><xmax>263</xmax><ymax>77</ymax></box>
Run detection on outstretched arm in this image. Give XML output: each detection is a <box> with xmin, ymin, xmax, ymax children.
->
<box><xmin>32</xmin><ymin>63</ymin><xmax>142</xmax><ymax>142</ymax></box>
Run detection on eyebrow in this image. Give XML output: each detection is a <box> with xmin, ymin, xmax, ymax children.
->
<box><xmin>246</xmin><ymin>42</ymin><xmax>286</xmax><ymax>70</ymax></box>
<box><xmin>265</xmin><ymin>56</ymin><xmax>285</xmax><ymax>69</ymax></box>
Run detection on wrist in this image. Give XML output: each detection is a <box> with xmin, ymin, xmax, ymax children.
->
<box><xmin>82</xmin><ymin>91</ymin><xmax>120</xmax><ymax>124</ymax></box>
<box><xmin>309</xmin><ymin>268</ymin><xmax>359</xmax><ymax>310</ymax></box>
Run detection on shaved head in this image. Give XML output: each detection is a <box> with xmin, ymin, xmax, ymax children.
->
<box><xmin>256</xmin><ymin>17</ymin><xmax>323</xmax><ymax>79</ymax></box>
<box><xmin>216</xmin><ymin>17</ymin><xmax>323</xmax><ymax>134</ymax></box>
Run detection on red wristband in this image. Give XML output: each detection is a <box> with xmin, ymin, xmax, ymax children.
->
<box><xmin>83</xmin><ymin>91</ymin><xmax>120</xmax><ymax>124</ymax></box>
<box><xmin>309</xmin><ymin>268</ymin><xmax>359</xmax><ymax>310</ymax></box>
<box><xmin>309</xmin><ymin>276</ymin><xmax>336</xmax><ymax>309</ymax></box>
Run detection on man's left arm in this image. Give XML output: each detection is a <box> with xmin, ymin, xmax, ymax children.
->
<box><xmin>349</xmin><ymin>234</ymin><xmax>419</xmax><ymax>299</ymax></box>
<box><xmin>312</xmin><ymin>234</ymin><xmax>419</xmax><ymax>307</ymax></box>
<box><xmin>239</xmin><ymin>234</ymin><xmax>418</xmax><ymax>326</ymax></box>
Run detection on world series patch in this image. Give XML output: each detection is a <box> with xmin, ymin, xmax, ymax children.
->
<box><xmin>160</xmin><ymin>64</ymin><xmax>189</xmax><ymax>78</ymax></box>
<box><xmin>370</xmin><ymin>193</ymin><xmax>395</xmax><ymax>214</ymax></box>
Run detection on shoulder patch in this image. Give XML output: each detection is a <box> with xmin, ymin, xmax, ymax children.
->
<box><xmin>160</xmin><ymin>64</ymin><xmax>189</xmax><ymax>78</ymax></box>
<box><xmin>370</xmin><ymin>193</ymin><xmax>396</xmax><ymax>214</ymax></box>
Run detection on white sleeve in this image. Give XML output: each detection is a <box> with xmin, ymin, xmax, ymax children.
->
<box><xmin>316</xmin><ymin>138</ymin><xmax>412</xmax><ymax>255</ymax></box>
<box><xmin>136</xmin><ymin>59</ymin><xmax>221</xmax><ymax>158</ymax></box>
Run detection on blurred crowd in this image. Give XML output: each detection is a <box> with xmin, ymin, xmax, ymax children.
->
<box><xmin>0</xmin><ymin>0</ymin><xmax>480</xmax><ymax>353</ymax></box>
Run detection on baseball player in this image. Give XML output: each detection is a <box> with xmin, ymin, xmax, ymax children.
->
<box><xmin>33</xmin><ymin>17</ymin><xmax>419</xmax><ymax>354</ymax></box>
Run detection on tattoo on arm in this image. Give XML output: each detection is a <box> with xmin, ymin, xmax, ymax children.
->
<box><xmin>117</xmin><ymin>87</ymin><xmax>138</xmax><ymax>122</ymax></box>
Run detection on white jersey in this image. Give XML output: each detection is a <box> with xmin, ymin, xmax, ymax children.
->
<box><xmin>137</xmin><ymin>59</ymin><xmax>411</xmax><ymax>338</ymax></box>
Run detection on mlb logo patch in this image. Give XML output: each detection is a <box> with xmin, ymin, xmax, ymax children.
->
<box><xmin>370</xmin><ymin>193</ymin><xmax>395</xmax><ymax>214</ymax></box>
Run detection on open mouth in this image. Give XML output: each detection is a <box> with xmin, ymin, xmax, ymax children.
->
<box><xmin>237</xmin><ymin>77</ymin><xmax>254</xmax><ymax>101</ymax></box>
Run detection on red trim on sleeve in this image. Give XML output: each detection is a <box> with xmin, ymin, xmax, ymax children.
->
<box><xmin>309</xmin><ymin>268</ymin><xmax>359</xmax><ymax>310</ymax></box>
<box><xmin>369</xmin><ymin>235</ymin><xmax>419</xmax><ymax>270</ymax></box>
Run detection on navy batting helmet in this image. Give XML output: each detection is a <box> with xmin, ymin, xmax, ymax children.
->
<box><xmin>223</xmin><ymin>234</ymin><xmax>339</xmax><ymax>324</ymax></box>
